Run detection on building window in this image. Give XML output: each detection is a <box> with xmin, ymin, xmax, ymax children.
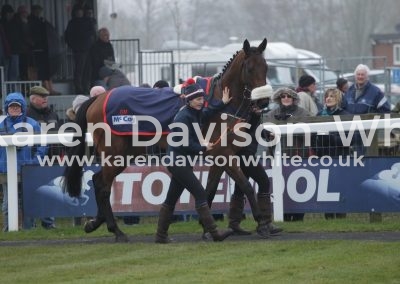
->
<box><xmin>394</xmin><ymin>44</ymin><xmax>400</xmax><ymax>65</ymax></box>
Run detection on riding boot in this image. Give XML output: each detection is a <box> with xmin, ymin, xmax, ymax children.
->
<box><xmin>228</xmin><ymin>195</ymin><xmax>251</xmax><ymax>235</ymax></box>
<box><xmin>155</xmin><ymin>204</ymin><xmax>175</xmax><ymax>244</ymax></box>
<box><xmin>258</xmin><ymin>193</ymin><xmax>283</xmax><ymax>236</ymax></box>
<box><xmin>241</xmin><ymin>188</ymin><xmax>269</xmax><ymax>238</ymax></box>
<box><xmin>196</xmin><ymin>204</ymin><xmax>233</xmax><ymax>242</ymax></box>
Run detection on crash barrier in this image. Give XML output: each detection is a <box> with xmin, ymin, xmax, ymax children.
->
<box><xmin>2</xmin><ymin>115</ymin><xmax>400</xmax><ymax>230</ymax></box>
<box><xmin>0</xmin><ymin>133</ymin><xmax>93</xmax><ymax>231</ymax></box>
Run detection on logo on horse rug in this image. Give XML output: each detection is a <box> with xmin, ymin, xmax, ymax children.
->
<box><xmin>103</xmin><ymin>85</ymin><xmax>184</xmax><ymax>135</ymax></box>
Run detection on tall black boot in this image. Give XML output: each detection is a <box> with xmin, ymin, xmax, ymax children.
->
<box><xmin>197</xmin><ymin>204</ymin><xmax>233</xmax><ymax>242</ymax></box>
<box><xmin>258</xmin><ymin>193</ymin><xmax>283</xmax><ymax>235</ymax></box>
<box><xmin>155</xmin><ymin>204</ymin><xmax>175</xmax><ymax>244</ymax></box>
<box><xmin>242</xmin><ymin>189</ymin><xmax>269</xmax><ymax>238</ymax></box>
<box><xmin>228</xmin><ymin>195</ymin><xmax>251</xmax><ymax>235</ymax></box>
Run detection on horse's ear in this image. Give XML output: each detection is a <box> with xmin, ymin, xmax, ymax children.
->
<box><xmin>243</xmin><ymin>39</ymin><xmax>250</xmax><ymax>53</ymax></box>
<box><xmin>258</xmin><ymin>38</ymin><xmax>267</xmax><ymax>53</ymax></box>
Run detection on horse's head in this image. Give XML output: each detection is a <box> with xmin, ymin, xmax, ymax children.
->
<box><xmin>241</xmin><ymin>38</ymin><xmax>268</xmax><ymax>95</ymax></box>
<box><xmin>218</xmin><ymin>38</ymin><xmax>268</xmax><ymax>118</ymax></box>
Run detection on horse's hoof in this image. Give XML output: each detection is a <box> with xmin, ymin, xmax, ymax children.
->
<box><xmin>115</xmin><ymin>234</ymin><xmax>129</xmax><ymax>243</ymax></box>
<box><xmin>84</xmin><ymin>220</ymin><xmax>96</xmax><ymax>233</ymax></box>
<box><xmin>155</xmin><ymin>237</ymin><xmax>174</xmax><ymax>244</ymax></box>
<box><xmin>201</xmin><ymin>232</ymin><xmax>212</xmax><ymax>241</ymax></box>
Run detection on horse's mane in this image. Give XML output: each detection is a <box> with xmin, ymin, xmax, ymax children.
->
<box><xmin>216</xmin><ymin>45</ymin><xmax>263</xmax><ymax>80</ymax></box>
<box><xmin>216</xmin><ymin>50</ymin><xmax>241</xmax><ymax>80</ymax></box>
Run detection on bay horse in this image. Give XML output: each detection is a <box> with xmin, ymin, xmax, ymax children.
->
<box><xmin>63</xmin><ymin>38</ymin><xmax>268</xmax><ymax>242</ymax></box>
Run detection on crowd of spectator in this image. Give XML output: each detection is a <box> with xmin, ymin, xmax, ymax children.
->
<box><xmin>0</xmin><ymin>2</ymin><xmax>130</xmax><ymax>96</ymax></box>
<box><xmin>269</xmin><ymin>65</ymin><xmax>390</xmax><ymax>221</ymax></box>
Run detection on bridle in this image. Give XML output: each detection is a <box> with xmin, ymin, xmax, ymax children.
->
<box><xmin>209</xmin><ymin>46</ymin><xmax>267</xmax><ymax>146</ymax></box>
<box><xmin>211</xmin><ymin>59</ymin><xmax>257</xmax><ymax>145</ymax></box>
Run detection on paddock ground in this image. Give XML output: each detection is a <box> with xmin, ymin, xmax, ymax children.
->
<box><xmin>0</xmin><ymin>213</ymin><xmax>399</xmax><ymax>246</ymax></box>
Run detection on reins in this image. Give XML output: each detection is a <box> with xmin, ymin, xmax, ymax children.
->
<box><xmin>216</xmin><ymin>74</ymin><xmax>253</xmax><ymax>120</ymax></box>
<box><xmin>212</xmin><ymin>114</ymin><xmax>243</xmax><ymax>145</ymax></box>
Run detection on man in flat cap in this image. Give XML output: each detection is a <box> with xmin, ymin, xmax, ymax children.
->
<box><xmin>26</xmin><ymin>86</ymin><xmax>61</xmax><ymax>229</ymax></box>
<box><xmin>27</xmin><ymin>86</ymin><xmax>60</xmax><ymax>130</ymax></box>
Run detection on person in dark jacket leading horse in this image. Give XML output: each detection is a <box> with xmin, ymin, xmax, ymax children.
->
<box><xmin>155</xmin><ymin>78</ymin><xmax>233</xmax><ymax>243</ymax></box>
<box><xmin>215</xmin><ymin>85</ymin><xmax>282</xmax><ymax>237</ymax></box>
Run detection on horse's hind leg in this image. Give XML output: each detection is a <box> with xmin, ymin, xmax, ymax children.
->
<box><xmin>90</xmin><ymin>170</ymin><xmax>129</xmax><ymax>242</ymax></box>
<box><xmin>84</xmin><ymin>172</ymin><xmax>106</xmax><ymax>233</ymax></box>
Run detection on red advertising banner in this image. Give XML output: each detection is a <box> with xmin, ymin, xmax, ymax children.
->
<box><xmin>110</xmin><ymin>165</ymin><xmax>253</xmax><ymax>213</ymax></box>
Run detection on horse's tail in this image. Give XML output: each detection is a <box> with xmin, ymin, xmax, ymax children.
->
<box><xmin>63</xmin><ymin>96</ymin><xmax>97</xmax><ymax>197</ymax></box>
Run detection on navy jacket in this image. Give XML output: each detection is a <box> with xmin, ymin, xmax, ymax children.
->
<box><xmin>344</xmin><ymin>81</ymin><xmax>390</xmax><ymax>114</ymax></box>
<box><xmin>167</xmin><ymin>101</ymin><xmax>225</xmax><ymax>163</ymax></box>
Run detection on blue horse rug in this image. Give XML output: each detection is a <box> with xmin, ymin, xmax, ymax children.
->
<box><xmin>103</xmin><ymin>85</ymin><xmax>184</xmax><ymax>135</ymax></box>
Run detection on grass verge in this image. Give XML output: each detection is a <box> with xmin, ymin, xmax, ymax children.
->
<box><xmin>0</xmin><ymin>213</ymin><xmax>399</xmax><ymax>283</ymax></box>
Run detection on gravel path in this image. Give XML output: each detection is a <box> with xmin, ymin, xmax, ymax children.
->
<box><xmin>1</xmin><ymin>231</ymin><xmax>399</xmax><ymax>246</ymax></box>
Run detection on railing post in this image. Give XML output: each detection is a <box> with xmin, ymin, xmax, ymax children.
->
<box><xmin>6</xmin><ymin>145</ymin><xmax>19</xmax><ymax>231</ymax></box>
<box><xmin>272</xmin><ymin>138</ymin><xmax>284</xmax><ymax>222</ymax></box>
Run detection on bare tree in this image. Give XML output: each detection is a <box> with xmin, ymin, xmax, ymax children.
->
<box><xmin>98</xmin><ymin>0</ymin><xmax>400</xmax><ymax>62</ymax></box>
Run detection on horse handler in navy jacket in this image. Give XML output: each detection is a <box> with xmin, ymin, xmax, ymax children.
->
<box><xmin>155</xmin><ymin>79</ymin><xmax>233</xmax><ymax>243</ymax></box>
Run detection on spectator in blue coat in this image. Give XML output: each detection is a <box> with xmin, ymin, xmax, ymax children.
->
<box><xmin>0</xmin><ymin>92</ymin><xmax>48</xmax><ymax>231</ymax></box>
<box><xmin>344</xmin><ymin>64</ymin><xmax>390</xmax><ymax>114</ymax></box>
<box><xmin>343</xmin><ymin>64</ymin><xmax>391</xmax><ymax>155</ymax></box>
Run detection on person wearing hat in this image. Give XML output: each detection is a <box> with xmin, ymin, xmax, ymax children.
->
<box><xmin>65</xmin><ymin>95</ymin><xmax>89</xmax><ymax>122</ymax></box>
<box><xmin>27</xmin><ymin>86</ymin><xmax>60</xmax><ymax>132</ymax></box>
<box><xmin>97</xmin><ymin>66</ymin><xmax>131</xmax><ymax>90</ymax></box>
<box><xmin>153</xmin><ymin>80</ymin><xmax>169</xmax><ymax>89</ymax></box>
<box><xmin>26</xmin><ymin>86</ymin><xmax>59</xmax><ymax>229</ymax></box>
<box><xmin>0</xmin><ymin>92</ymin><xmax>48</xmax><ymax>231</ymax></box>
<box><xmin>267</xmin><ymin>87</ymin><xmax>311</xmax><ymax>120</ymax></box>
<box><xmin>266</xmin><ymin>87</ymin><xmax>311</xmax><ymax>222</ymax></box>
<box><xmin>296</xmin><ymin>74</ymin><xmax>321</xmax><ymax>116</ymax></box>
<box><xmin>336</xmin><ymin>77</ymin><xmax>349</xmax><ymax>93</ymax></box>
<box><xmin>155</xmin><ymin>78</ymin><xmax>233</xmax><ymax>243</ymax></box>
<box><xmin>219</xmin><ymin>85</ymin><xmax>282</xmax><ymax>238</ymax></box>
